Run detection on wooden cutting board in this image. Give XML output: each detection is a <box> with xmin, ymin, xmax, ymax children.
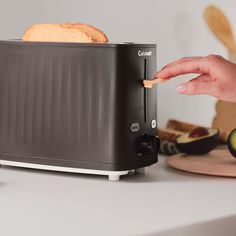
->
<box><xmin>166</xmin><ymin>149</ymin><xmax>236</xmax><ymax>177</ymax></box>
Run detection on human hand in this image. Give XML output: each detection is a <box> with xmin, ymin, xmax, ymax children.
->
<box><xmin>156</xmin><ymin>55</ymin><xmax>236</xmax><ymax>103</ymax></box>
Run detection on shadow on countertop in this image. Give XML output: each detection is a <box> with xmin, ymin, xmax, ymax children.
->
<box><xmin>0</xmin><ymin>163</ymin><xmax>210</xmax><ymax>184</ymax></box>
<box><xmin>0</xmin><ymin>158</ymin><xmax>234</xmax><ymax>184</ymax></box>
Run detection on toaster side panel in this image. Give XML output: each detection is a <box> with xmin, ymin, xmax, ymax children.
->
<box><xmin>0</xmin><ymin>43</ymin><xmax>117</xmax><ymax>169</ymax></box>
<box><xmin>113</xmin><ymin>45</ymin><xmax>158</xmax><ymax>170</ymax></box>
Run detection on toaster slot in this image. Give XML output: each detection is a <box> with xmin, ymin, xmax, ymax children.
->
<box><xmin>143</xmin><ymin>59</ymin><xmax>147</xmax><ymax>123</ymax></box>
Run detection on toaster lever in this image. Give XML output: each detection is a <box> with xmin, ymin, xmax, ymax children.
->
<box><xmin>143</xmin><ymin>78</ymin><xmax>166</xmax><ymax>88</ymax></box>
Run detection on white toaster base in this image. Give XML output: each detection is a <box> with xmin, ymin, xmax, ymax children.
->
<box><xmin>0</xmin><ymin>160</ymin><xmax>146</xmax><ymax>181</ymax></box>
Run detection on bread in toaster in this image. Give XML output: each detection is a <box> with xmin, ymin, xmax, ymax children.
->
<box><xmin>71</xmin><ymin>23</ymin><xmax>108</xmax><ymax>43</ymax></box>
<box><xmin>22</xmin><ymin>23</ymin><xmax>108</xmax><ymax>43</ymax></box>
<box><xmin>22</xmin><ymin>23</ymin><xmax>93</xmax><ymax>43</ymax></box>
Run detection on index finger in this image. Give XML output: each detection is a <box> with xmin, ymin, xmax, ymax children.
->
<box><xmin>155</xmin><ymin>58</ymin><xmax>208</xmax><ymax>80</ymax></box>
<box><xmin>161</xmin><ymin>56</ymin><xmax>203</xmax><ymax>70</ymax></box>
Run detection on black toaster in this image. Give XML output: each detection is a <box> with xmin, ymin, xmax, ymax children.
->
<box><xmin>0</xmin><ymin>40</ymin><xmax>159</xmax><ymax>180</ymax></box>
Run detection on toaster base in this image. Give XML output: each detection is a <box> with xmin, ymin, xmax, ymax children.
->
<box><xmin>0</xmin><ymin>160</ymin><xmax>147</xmax><ymax>181</ymax></box>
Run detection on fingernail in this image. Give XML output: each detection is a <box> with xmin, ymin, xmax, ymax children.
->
<box><xmin>176</xmin><ymin>84</ymin><xmax>187</xmax><ymax>93</ymax></box>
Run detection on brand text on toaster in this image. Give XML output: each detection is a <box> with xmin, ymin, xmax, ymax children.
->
<box><xmin>138</xmin><ymin>50</ymin><xmax>152</xmax><ymax>56</ymax></box>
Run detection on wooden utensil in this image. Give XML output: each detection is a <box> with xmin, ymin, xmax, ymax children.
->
<box><xmin>204</xmin><ymin>5</ymin><xmax>236</xmax><ymax>52</ymax></box>
<box><xmin>166</xmin><ymin>149</ymin><xmax>236</xmax><ymax>177</ymax></box>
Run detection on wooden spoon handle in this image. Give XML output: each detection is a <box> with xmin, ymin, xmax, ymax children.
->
<box><xmin>143</xmin><ymin>78</ymin><xmax>166</xmax><ymax>88</ymax></box>
<box><xmin>204</xmin><ymin>5</ymin><xmax>236</xmax><ymax>52</ymax></box>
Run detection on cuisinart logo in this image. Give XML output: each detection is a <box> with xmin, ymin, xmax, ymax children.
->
<box><xmin>138</xmin><ymin>50</ymin><xmax>152</xmax><ymax>57</ymax></box>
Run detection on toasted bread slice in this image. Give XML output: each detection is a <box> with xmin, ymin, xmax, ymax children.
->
<box><xmin>72</xmin><ymin>23</ymin><xmax>108</xmax><ymax>43</ymax></box>
<box><xmin>157</xmin><ymin>128</ymin><xmax>184</xmax><ymax>142</ymax></box>
<box><xmin>22</xmin><ymin>23</ymin><xmax>93</xmax><ymax>43</ymax></box>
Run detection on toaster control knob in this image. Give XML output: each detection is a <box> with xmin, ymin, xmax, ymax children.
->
<box><xmin>138</xmin><ymin>134</ymin><xmax>160</xmax><ymax>155</ymax></box>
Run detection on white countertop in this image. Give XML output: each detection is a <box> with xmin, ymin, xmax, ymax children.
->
<box><xmin>0</xmin><ymin>155</ymin><xmax>236</xmax><ymax>236</ymax></box>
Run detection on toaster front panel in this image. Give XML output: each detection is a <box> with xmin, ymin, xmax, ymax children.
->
<box><xmin>0</xmin><ymin>43</ymin><xmax>118</xmax><ymax>169</ymax></box>
<box><xmin>0</xmin><ymin>42</ymin><xmax>158</xmax><ymax>171</ymax></box>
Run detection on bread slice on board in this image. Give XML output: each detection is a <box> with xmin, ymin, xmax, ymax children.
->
<box><xmin>157</xmin><ymin>128</ymin><xmax>184</xmax><ymax>142</ymax></box>
<box><xmin>23</xmin><ymin>23</ymin><xmax>108</xmax><ymax>43</ymax></box>
<box><xmin>167</xmin><ymin>119</ymin><xmax>228</xmax><ymax>143</ymax></box>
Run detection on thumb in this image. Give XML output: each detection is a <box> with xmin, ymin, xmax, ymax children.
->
<box><xmin>176</xmin><ymin>74</ymin><xmax>218</xmax><ymax>96</ymax></box>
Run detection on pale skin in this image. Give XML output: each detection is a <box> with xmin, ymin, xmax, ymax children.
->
<box><xmin>155</xmin><ymin>55</ymin><xmax>236</xmax><ymax>103</ymax></box>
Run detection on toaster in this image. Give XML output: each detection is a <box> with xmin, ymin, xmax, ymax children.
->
<box><xmin>0</xmin><ymin>40</ymin><xmax>159</xmax><ymax>181</ymax></box>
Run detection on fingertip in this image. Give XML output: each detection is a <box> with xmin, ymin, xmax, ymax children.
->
<box><xmin>176</xmin><ymin>83</ymin><xmax>187</xmax><ymax>93</ymax></box>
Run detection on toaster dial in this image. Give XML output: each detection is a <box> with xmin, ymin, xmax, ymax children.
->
<box><xmin>138</xmin><ymin>134</ymin><xmax>160</xmax><ymax>156</ymax></box>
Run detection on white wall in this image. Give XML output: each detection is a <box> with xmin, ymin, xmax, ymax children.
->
<box><xmin>1</xmin><ymin>0</ymin><xmax>236</xmax><ymax>127</ymax></box>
